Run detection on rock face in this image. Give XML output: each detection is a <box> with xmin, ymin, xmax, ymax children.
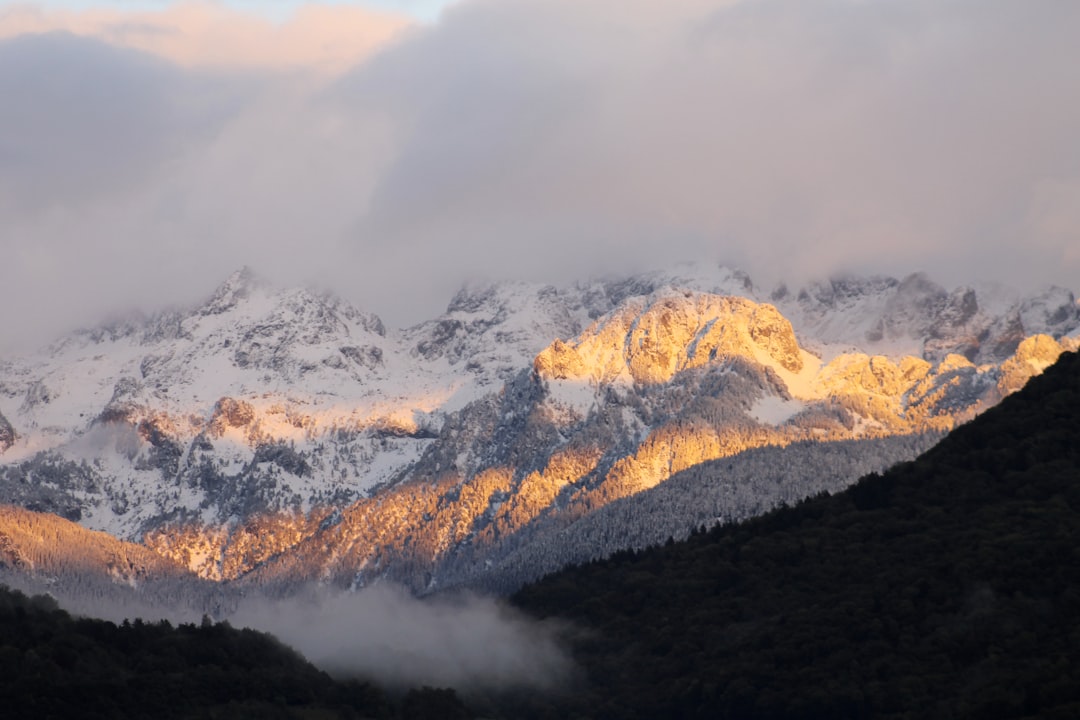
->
<box><xmin>777</xmin><ymin>271</ymin><xmax>1080</xmax><ymax>363</ymax></box>
<box><xmin>0</xmin><ymin>411</ymin><xmax>14</xmax><ymax>454</ymax></box>
<box><xmin>1</xmin><ymin>264</ymin><xmax>1078</xmax><ymax>596</ymax></box>
<box><xmin>997</xmin><ymin>334</ymin><xmax>1072</xmax><ymax>396</ymax></box>
<box><xmin>535</xmin><ymin>293</ymin><xmax>804</xmax><ymax>386</ymax></box>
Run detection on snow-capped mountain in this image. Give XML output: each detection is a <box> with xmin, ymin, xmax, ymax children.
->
<box><xmin>771</xmin><ymin>272</ymin><xmax>1080</xmax><ymax>363</ymax></box>
<box><xmin>2</xmin><ymin>268</ymin><xmax>458</xmax><ymax>535</ymax></box>
<box><xmin>1</xmin><ymin>264</ymin><xmax>1077</xmax><ymax>595</ymax></box>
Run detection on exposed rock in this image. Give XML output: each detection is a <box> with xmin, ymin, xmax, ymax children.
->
<box><xmin>882</xmin><ymin>272</ymin><xmax>948</xmax><ymax>341</ymax></box>
<box><xmin>997</xmin><ymin>334</ymin><xmax>1068</xmax><ymax>396</ymax></box>
<box><xmin>749</xmin><ymin>304</ymin><xmax>803</xmax><ymax>373</ymax></box>
<box><xmin>0</xmin><ymin>411</ymin><xmax>15</xmax><ymax>453</ymax></box>
<box><xmin>533</xmin><ymin>339</ymin><xmax>586</xmax><ymax>380</ymax></box>
<box><xmin>535</xmin><ymin>291</ymin><xmax>806</xmax><ymax>386</ymax></box>
<box><xmin>20</xmin><ymin>381</ymin><xmax>52</xmax><ymax>412</ymax></box>
<box><xmin>202</xmin><ymin>267</ymin><xmax>257</xmax><ymax>316</ymax></box>
<box><xmin>339</xmin><ymin>345</ymin><xmax>383</xmax><ymax>369</ymax></box>
<box><xmin>209</xmin><ymin>397</ymin><xmax>256</xmax><ymax>436</ymax></box>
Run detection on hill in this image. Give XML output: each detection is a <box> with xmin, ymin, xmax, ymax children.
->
<box><xmin>0</xmin><ymin>583</ymin><xmax>470</xmax><ymax>719</ymax></box>
<box><xmin>513</xmin><ymin>350</ymin><xmax>1080</xmax><ymax>719</ymax></box>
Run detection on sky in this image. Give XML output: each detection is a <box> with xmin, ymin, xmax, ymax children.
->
<box><xmin>1</xmin><ymin>0</ymin><xmax>1079</xmax><ymax>351</ymax></box>
<box><xmin>26</xmin><ymin>1</ymin><xmax>455</xmax><ymax>23</ymax></box>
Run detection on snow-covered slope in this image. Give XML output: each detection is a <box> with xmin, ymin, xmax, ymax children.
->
<box><xmin>1</xmin><ymin>264</ymin><xmax>1078</xmax><ymax>594</ymax></box>
<box><xmin>0</xmin><ymin>269</ymin><xmax>479</xmax><ymax>538</ymax></box>
<box><xmin>771</xmin><ymin>272</ymin><xmax>1080</xmax><ymax>363</ymax></box>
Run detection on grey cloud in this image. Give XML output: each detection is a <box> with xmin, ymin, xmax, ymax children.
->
<box><xmin>2</xmin><ymin>1</ymin><xmax>1079</xmax><ymax>352</ymax></box>
<box><xmin>0</xmin><ymin>32</ymin><xmax>237</xmax><ymax>212</ymax></box>
<box><xmin>0</xmin><ymin>32</ymin><xmax>375</xmax><ymax>352</ymax></box>
<box><xmin>337</xmin><ymin>0</ymin><xmax>1080</xmax><ymax>297</ymax></box>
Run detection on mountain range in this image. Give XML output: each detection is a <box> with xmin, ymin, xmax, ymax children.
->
<box><xmin>1</xmin><ymin>264</ymin><xmax>1077</xmax><ymax>601</ymax></box>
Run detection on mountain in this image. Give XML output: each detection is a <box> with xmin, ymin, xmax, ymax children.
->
<box><xmin>773</xmin><ymin>271</ymin><xmax>1080</xmax><ymax>363</ymax></box>
<box><xmin>512</xmin><ymin>349</ymin><xmax>1080</xmax><ymax>719</ymax></box>
<box><xmin>1</xmin><ymin>264</ymin><xmax>1077</xmax><ymax>597</ymax></box>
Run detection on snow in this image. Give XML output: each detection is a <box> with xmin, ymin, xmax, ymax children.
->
<box><xmin>749</xmin><ymin>396</ymin><xmax>806</xmax><ymax>425</ymax></box>
<box><xmin>754</xmin><ymin>345</ymin><xmax>824</xmax><ymax>401</ymax></box>
<box><xmin>2</xmin><ymin>263</ymin><xmax>1078</xmax><ymax>548</ymax></box>
<box><xmin>0</xmin><ymin>274</ymin><xmax>482</xmax><ymax>538</ymax></box>
<box><xmin>544</xmin><ymin>378</ymin><xmax>597</xmax><ymax>421</ymax></box>
<box><xmin>970</xmin><ymin>280</ymin><xmax>1021</xmax><ymax>318</ymax></box>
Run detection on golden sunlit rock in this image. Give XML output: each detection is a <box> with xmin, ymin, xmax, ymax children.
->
<box><xmin>534</xmin><ymin>292</ymin><xmax>806</xmax><ymax>386</ymax></box>
<box><xmin>997</xmin><ymin>334</ymin><xmax>1070</xmax><ymax>396</ymax></box>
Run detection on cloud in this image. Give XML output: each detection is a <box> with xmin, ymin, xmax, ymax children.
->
<box><xmin>341</xmin><ymin>0</ymin><xmax>1080</xmax><ymax>296</ymax></box>
<box><xmin>3</xmin><ymin>570</ymin><xmax>573</xmax><ymax>694</ymax></box>
<box><xmin>231</xmin><ymin>584</ymin><xmax>574</xmax><ymax>692</ymax></box>
<box><xmin>1</xmin><ymin>0</ymin><xmax>1078</xmax><ymax>352</ymax></box>
<box><xmin>0</xmin><ymin>32</ymin><xmax>231</xmax><ymax>212</ymax></box>
<box><xmin>0</xmin><ymin>2</ymin><xmax>411</xmax><ymax>72</ymax></box>
<box><xmin>0</xmin><ymin>26</ymin><xmax>396</xmax><ymax>351</ymax></box>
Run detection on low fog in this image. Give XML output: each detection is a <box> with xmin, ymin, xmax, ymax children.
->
<box><xmin>2</xmin><ymin>568</ymin><xmax>573</xmax><ymax>693</ymax></box>
<box><xmin>2</xmin><ymin>0</ymin><xmax>1079</xmax><ymax>351</ymax></box>
<box><xmin>231</xmin><ymin>584</ymin><xmax>573</xmax><ymax>692</ymax></box>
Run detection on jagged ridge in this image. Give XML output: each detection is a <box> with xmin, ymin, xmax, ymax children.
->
<box><xmin>0</xmin><ymin>264</ymin><xmax>1077</xmax><ymax>596</ymax></box>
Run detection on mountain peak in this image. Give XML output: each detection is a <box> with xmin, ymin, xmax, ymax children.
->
<box><xmin>201</xmin><ymin>266</ymin><xmax>261</xmax><ymax>316</ymax></box>
<box><xmin>3</xmin><ymin>261</ymin><xmax>1079</xmax><ymax>595</ymax></box>
<box><xmin>534</xmin><ymin>289</ymin><xmax>805</xmax><ymax>386</ymax></box>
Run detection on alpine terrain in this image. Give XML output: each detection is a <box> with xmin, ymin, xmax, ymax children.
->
<box><xmin>1</xmin><ymin>264</ymin><xmax>1077</xmax><ymax>603</ymax></box>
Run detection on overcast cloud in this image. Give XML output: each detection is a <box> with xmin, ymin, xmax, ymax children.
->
<box><xmin>2</xmin><ymin>0</ymin><xmax>1078</xmax><ymax>352</ymax></box>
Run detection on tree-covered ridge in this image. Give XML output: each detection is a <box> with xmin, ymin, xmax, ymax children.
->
<box><xmin>0</xmin><ymin>584</ymin><xmax>468</xmax><ymax>719</ymax></box>
<box><xmin>0</xmin><ymin>503</ymin><xmax>190</xmax><ymax>580</ymax></box>
<box><xmin>513</xmin><ymin>351</ymin><xmax>1080</xmax><ymax>719</ymax></box>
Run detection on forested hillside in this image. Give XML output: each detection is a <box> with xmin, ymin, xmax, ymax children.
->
<box><xmin>513</xmin><ymin>351</ymin><xmax>1080</xmax><ymax>719</ymax></box>
<box><xmin>0</xmin><ymin>584</ymin><xmax>470</xmax><ymax>719</ymax></box>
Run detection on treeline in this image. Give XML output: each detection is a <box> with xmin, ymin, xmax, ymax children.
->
<box><xmin>0</xmin><ymin>585</ymin><xmax>468</xmax><ymax>720</ymax></box>
<box><xmin>511</xmin><ymin>350</ymin><xmax>1080</xmax><ymax>719</ymax></box>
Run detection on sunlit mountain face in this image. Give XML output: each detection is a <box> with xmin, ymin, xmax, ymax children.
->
<box><xmin>1</xmin><ymin>264</ymin><xmax>1078</xmax><ymax>596</ymax></box>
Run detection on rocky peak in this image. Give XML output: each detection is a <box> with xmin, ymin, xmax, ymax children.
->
<box><xmin>3</xmin><ymin>262</ymin><xmax>1078</xmax><ymax>592</ymax></box>
<box><xmin>795</xmin><ymin>275</ymin><xmax>899</xmax><ymax>309</ymax></box>
<box><xmin>1016</xmin><ymin>286</ymin><xmax>1080</xmax><ymax>338</ymax></box>
<box><xmin>446</xmin><ymin>282</ymin><xmax>502</xmax><ymax>315</ymax></box>
<box><xmin>534</xmin><ymin>290</ymin><xmax>804</xmax><ymax>385</ymax></box>
<box><xmin>936</xmin><ymin>287</ymin><xmax>980</xmax><ymax>331</ymax></box>
<box><xmin>881</xmin><ymin>272</ymin><xmax>949</xmax><ymax>340</ymax></box>
<box><xmin>592</xmin><ymin>264</ymin><xmax>756</xmax><ymax>315</ymax></box>
<box><xmin>201</xmin><ymin>266</ymin><xmax>260</xmax><ymax>316</ymax></box>
<box><xmin>409</xmin><ymin>280</ymin><xmax>587</xmax><ymax>387</ymax></box>
<box><xmin>997</xmin><ymin>334</ymin><xmax>1075</xmax><ymax>396</ymax></box>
